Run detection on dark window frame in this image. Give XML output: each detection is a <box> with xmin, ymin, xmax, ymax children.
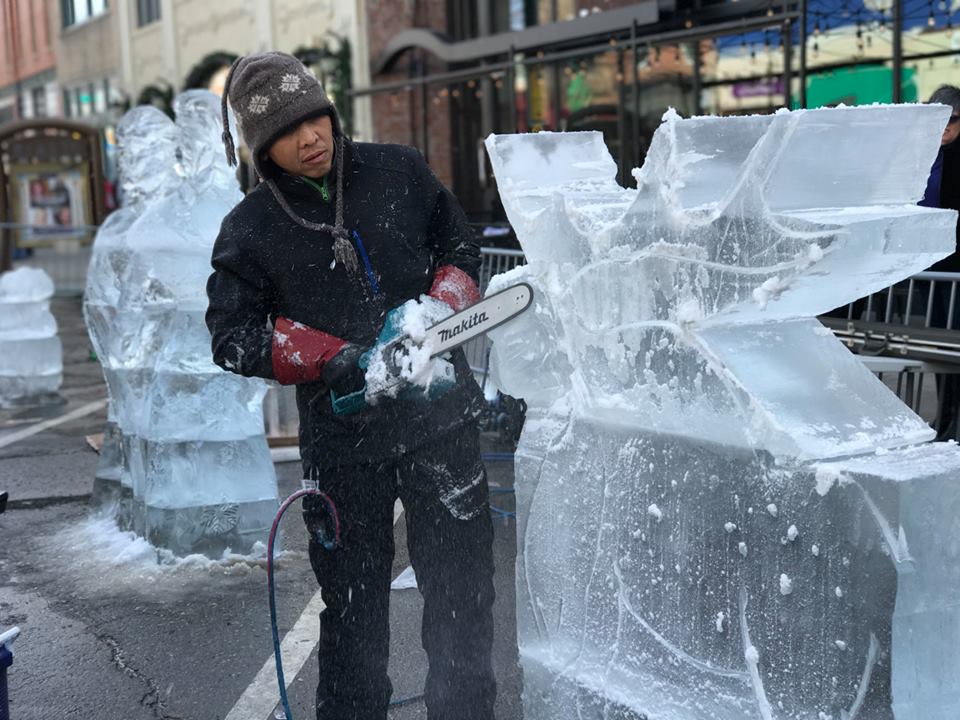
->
<box><xmin>136</xmin><ymin>0</ymin><xmax>162</xmax><ymax>27</ymax></box>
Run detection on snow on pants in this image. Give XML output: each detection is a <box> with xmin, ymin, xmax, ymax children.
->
<box><xmin>304</xmin><ymin>426</ymin><xmax>496</xmax><ymax>720</ymax></box>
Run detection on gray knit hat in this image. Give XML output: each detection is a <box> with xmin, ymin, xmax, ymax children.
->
<box><xmin>221</xmin><ymin>51</ymin><xmax>360</xmax><ymax>274</ymax></box>
<box><xmin>220</xmin><ymin>51</ymin><xmax>338</xmax><ymax>178</ymax></box>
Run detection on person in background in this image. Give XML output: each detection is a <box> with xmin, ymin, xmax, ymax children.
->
<box><xmin>205</xmin><ymin>52</ymin><xmax>496</xmax><ymax>720</ymax></box>
<box><xmin>920</xmin><ymin>85</ymin><xmax>960</xmax><ymax>440</ymax></box>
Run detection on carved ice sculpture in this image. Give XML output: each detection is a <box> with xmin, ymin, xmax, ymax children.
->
<box><xmin>117</xmin><ymin>90</ymin><xmax>278</xmax><ymax>556</ymax></box>
<box><xmin>85</xmin><ymin>106</ymin><xmax>179</xmax><ymax>511</ymax></box>
<box><xmin>0</xmin><ymin>267</ymin><xmax>62</xmax><ymax>406</ymax></box>
<box><xmin>485</xmin><ymin>106</ymin><xmax>960</xmax><ymax>720</ymax></box>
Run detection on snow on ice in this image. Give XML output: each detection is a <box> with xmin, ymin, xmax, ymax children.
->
<box><xmin>484</xmin><ymin>105</ymin><xmax>960</xmax><ymax>719</ymax></box>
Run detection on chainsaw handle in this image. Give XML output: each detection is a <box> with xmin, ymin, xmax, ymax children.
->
<box><xmin>330</xmin><ymin>387</ymin><xmax>368</xmax><ymax>416</ymax></box>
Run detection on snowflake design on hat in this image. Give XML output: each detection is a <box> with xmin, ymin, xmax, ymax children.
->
<box><xmin>248</xmin><ymin>94</ymin><xmax>269</xmax><ymax>114</ymax></box>
<box><xmin>279</xmin><ymin>73</ymin><xmax>302</xmax><ymax>93</ymax></box>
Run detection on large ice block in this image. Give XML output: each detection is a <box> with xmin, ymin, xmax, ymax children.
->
<box><xmin>0</xmin><ymin>267</ymin><xmax>62</xmax><ymax>405</ymax></box>
<box><xmin>486</xmin><ymin>104</ymin><xmax>960</xmax><ymax>719</ymax></box>
<box><xmin>115</xmin><ymin>90</ymin><xmax>278</xmax><ymax>556</ymax></box>
<box><xmin>85</xmin><ymin>106</ymin><xmax>180</xmax><ymax>511</ymax></box>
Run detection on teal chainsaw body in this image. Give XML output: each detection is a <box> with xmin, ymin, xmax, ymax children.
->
<box><xmin>331</xmin><ymin>282</ymin><xmax>533</xmax><ymax>416</ymax></box>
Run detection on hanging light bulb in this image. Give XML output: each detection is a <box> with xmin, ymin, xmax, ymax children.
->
<box><xmin>814</xmin><ymin>13</ymin><xmax>821</xmax><ymax>36</ymax></box>
<box><xmin>929</xmin><ymin>11</ymin><xmax>937</xmax><ymax>27</ymax></box>
<box><xmin>879</xmin><ymin>10</ymin><xmax>887</xmax><ymax>30</ymax></box>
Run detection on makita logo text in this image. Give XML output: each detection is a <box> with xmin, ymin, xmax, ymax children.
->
<box><xmin>438</xmin><ymin>311</ymin><xmax>489</xmax><ymax>343</ymax></box>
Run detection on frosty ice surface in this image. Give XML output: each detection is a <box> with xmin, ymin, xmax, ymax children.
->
<box><xmin>486</xmin><ymin>105</ymin><xmax>960</xmax><ymax>719</ymax></box>
<box><xmin>84</xmin><ymin>106</ymin><xmax>180</xmax><ymax>510</ymax></box>
<box><xmin>90</xmin><ymin>91</ymin><xmax>279</xmax><ymax>555</ymax></box>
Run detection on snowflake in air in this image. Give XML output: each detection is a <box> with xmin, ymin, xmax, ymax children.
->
<box><xmin>279</xmin><ymin>73</ymin><xmax>302</xmax><ymax>93</ymax></box>
<box><xmin>248</xmin><ymin>94</ymin><xmax>269</xmax><ymax>114</ymax></box>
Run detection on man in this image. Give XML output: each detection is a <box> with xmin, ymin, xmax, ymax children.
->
<box><xmin>920</xmin><ymin>85</ymin><xmax>960</xmax><ymax>440</ymax></box>
<box><xmin>206</xmin><ymin>52</ymin><xmax>496</xmax><ymax>720</ymax></box>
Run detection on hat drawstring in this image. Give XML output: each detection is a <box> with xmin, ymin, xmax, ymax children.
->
<box><xmin>265</xmin><ymin>135</ymin><xmax>360</xmax><ymax>275</ymax></box>
<box><xmin>221</xmin><ymin>56</ymin><xmax>243</xmax><ymax>167</ymax></box>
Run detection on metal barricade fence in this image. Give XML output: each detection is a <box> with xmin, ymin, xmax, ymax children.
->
<box><xmin>835</xmin><ymin>271</ymin><xmax>960</xmax><ymax>329</ymax></box>
<box><xmin>462</xmin><ymin>247</ymin><xmax>527</xmax><ymax>378</ymax></box>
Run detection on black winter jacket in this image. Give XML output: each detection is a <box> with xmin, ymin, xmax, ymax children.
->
<box><xmin>932</xmin><ymin>141</ymin><xmax>960</xmax><ymax>272</ymax></box>
<box><xmin>206</xmin><ymin>140</ymin><xmax>485</xmax><ymax>470</ymax></box>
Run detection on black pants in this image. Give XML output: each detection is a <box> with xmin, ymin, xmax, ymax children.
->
<box><xmin>304</xmin><ymin>427</ymin><xmax>496</xmax><ymax>720</ymax></box>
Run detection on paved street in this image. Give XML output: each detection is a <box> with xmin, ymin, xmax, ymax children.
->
<box><xmin>0</xmin><ymin>298</ymin><xmax>523</xmax><ymax>720</ymax></box>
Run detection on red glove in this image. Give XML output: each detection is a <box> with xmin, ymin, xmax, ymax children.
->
<box><xmin>272</xmin><ymin>316</ymin><xmax>347</xmax><ymax>385</ymax></box>
<box><xmin>428</xmin><ymin>265</ymin><xmax>481</xmax><ymax>312</ymax></box>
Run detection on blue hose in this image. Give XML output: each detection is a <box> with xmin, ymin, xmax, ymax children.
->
<box><xmin>267</xmin><ymin>489</ymin><xmax>339</xmax><ymax>720</ymax></box>
<box><xmin>268</xmin><ymin>478</ymin><xmax>516</xmax><ymax>717</ymax></box>
<box><xmin>268</xmin><ymin>490</ymin><xmax>430</xmax><ymax>718</ymax></box>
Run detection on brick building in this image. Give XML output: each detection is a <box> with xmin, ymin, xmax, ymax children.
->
<box><xmin>360</xmin><ymin>1</ymin><xmax>804</xmax><ymax>223</ymax></box>
<box><xmin>0</xmin><ymin>0</ymin><xmax>59</xmax><ymax>122</ymax></box>
<box><xmin>362</xmin><ymin>0</ymin><xmax>673</xmax><ymax>221</ymax></box>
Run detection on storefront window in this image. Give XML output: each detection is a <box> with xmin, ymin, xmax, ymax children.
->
<box><xmin>701</xmin><ymin>29</ymin><xmax>789</xmax><ymax>116</ymax></box>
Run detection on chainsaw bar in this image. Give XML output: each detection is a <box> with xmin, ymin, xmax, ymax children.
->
<box><xmin>424</xmin><ymin>282</ymin><xmax>534</xmax><ymax>358</ymax></box>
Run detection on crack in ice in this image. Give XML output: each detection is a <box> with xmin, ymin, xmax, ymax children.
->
<box><xmin>739</xmin><ymin>587</ymin><xmax>774</xmax><ymax>720</ymax></box>
<box><xmin>612</xmin><ymin>561</ymin><xmax>749</xmax><ymax>682</ymax></box>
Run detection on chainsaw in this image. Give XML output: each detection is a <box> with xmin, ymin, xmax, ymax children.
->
<box><xmin>331</xmin><ymin>282</ymin><xmax>533</xmax><ymax>415</ymax></box>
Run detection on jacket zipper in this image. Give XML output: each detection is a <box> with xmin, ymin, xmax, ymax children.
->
<box><xmin>299</xmin><ymin>174</ymin><xmax>383</xmax><ymax>302</ymax></box>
